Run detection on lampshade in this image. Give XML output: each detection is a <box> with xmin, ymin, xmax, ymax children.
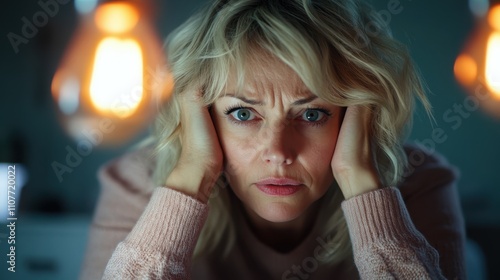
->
<box><xmin>51</xmin><ymin>1</ymin><xmax>173</xmax><ymax>146</ymax></box>
<box><xmin>454</xmin><ymin>4</ymin><xmax>500</xmax><ymax>118</ymax></box>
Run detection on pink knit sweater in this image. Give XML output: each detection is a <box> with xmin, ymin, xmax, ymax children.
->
<box><xmin>80</xmin><ymin>145</ymin><xmax>466</xmax><ymax>279</ymax></box>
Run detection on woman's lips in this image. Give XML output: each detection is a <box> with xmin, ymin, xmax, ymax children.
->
<box><xmin>255</xmin><ymin>178</ymin><xmax>303</xmax><ymax>196</ymax></box>
<box><xmin>256</xmin><ymin>185</ymin><xmax>302</xmax><ymax>196</ymax></box>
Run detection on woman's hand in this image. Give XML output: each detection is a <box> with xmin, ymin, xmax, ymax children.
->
<box><xmin>165</xmin><ymin>88</ymin><xmax>223</xmax><ymax>203</ymax></box>
<box><xmin>331</xmin><ymin>105</ymin><xmax>382</xmax><ymax>199</ymax></box>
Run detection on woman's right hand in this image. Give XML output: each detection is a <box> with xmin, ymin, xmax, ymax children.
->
<box><xmin>165</xmin><ymin>88</ymin><xmax>223</xmax><ymax>203</ymax></box>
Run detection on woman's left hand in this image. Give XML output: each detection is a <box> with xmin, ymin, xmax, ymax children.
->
<box><xmin>331</xmin><ymin>105</ymin><xmax>382</xmax><ymax>199</ymax></box>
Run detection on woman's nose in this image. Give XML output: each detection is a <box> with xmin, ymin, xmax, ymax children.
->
<box><xmin>259</xmin><ymin>123</ymin><xmax>296</xmax><ymax>166</ymax></box>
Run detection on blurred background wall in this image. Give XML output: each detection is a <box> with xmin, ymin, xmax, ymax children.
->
<box><xmin>0</xmin><ymin>0</ymin><xmax>498</xmax><ymax>279</ymax></box>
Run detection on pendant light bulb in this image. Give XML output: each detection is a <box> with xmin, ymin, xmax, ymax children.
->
<box><xmin>52</xmin><ymin>1</ymin><xmax>173</xmax><ymax>146</ymax></box>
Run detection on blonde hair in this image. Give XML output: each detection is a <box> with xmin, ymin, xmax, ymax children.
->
<box><xmin>149</xmin><ymin>0</ymin><xmax>431</xmax><ymax>266</ymax></box>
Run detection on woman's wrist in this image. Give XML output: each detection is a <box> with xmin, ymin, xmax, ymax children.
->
<box><xmin>165</xmin><ymin>167</ymin><xmax>220</xmax><ymax>203</ymax></box>
<box><xmin>335</xmin><ymin>168</ymin><xmax>382</xmax><ymax>199</ymax></box>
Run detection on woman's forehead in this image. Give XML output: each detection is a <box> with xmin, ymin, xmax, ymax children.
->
<box><xmin>223</xmin><ymin>74</ymin><xmax>312</xmax><ymax>102</ymax></box>
<box><xmin>226</xmin><ymin>55</ymin><xmax>309</xmax><ymax>93</ymax></box>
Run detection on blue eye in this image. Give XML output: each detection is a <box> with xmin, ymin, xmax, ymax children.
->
<box><xmin>302</xmin><ymin>109</ymin><xmax>325</xmax><ymax>122</ymax></box>
<box><xmin>230</xmin><ymin>108</ymin><xmax>254</xmax><ymax>121</ymax></box>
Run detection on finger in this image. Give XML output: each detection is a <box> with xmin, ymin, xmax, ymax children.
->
<box><xmin>338</xmin><ymin>106</ymin><xmax>367</xmax><ymax>146</ymax></box>
<box><xmin>178</xmin><ymin>89</ymin><xmax>220</xmax><ymax>159</ymax></box>
<box><xmin>332</xmin><ymin>105</ymin><xmax>380</xmax><ymax>197</ymax></box>
<box><xmin>342</xmin><ymin>105</ymin><xmax>371</xmax><ymax>130</ymax></box>
<box><xmin>178</xmin><ymin>89</ymin><xmax>209</xmax><ymax>145</ymax></box>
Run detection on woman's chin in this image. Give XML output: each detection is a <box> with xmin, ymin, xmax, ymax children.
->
<box><xmin>253</xmin><ymin>202</ymin><xmax>306</xmax><ymax>223</ymax></box>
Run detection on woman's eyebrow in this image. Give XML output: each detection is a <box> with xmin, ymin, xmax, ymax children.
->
<box><xmin>224</xmin><ymin>94</ymin><xmax>318</xmax><ymax>106</ymax></box>
<box><xmin>292</xmin><ymin>95</ymin><xmax>317</xmax><ymax>105</ymax></box>
<box><xmin>225</xmin><ymin>94</ymin><xmax>263</xmax><ymax>105</ymax></box>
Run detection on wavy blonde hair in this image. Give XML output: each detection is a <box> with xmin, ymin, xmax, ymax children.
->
<box><xmin>148</xmin><ymin>0</ymin><xmax>431</xmax><ymax>266</ymax></box>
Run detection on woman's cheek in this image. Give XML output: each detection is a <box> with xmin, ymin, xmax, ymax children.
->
<box><xmin>303</xmin><ymin>126</ymin><xmax>338</xmax><ymax>163</ymax></box>
<box><xmin>219</xmin><ymin>128</ymin><xmax>256</xmax><ymax>174</ymax></box>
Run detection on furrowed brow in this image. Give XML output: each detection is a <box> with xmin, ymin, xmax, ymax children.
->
<box><xmin>224</xmin><ymin>93</ymin><xmax>317</xmax><ymax>106</ymax></box>
<box><xmin>225</xmin><ymin>93</ymin><xmax>263</xmax><ymax>105</ymax></box>
<box><xmin>292</xmin><ymin>95</ymin><xmax>317</xmax><ymax>105</ymax></box>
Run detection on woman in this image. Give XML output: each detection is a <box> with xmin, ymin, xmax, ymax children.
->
<box><xmin>81</xmin><ymin>0</ymin><xmax>466</xmax><ymax>279</ymax></box>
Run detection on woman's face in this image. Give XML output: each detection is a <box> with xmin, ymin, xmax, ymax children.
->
<box><xmin>211</xmin><ymin>55</ymin><xmax>342</xmax><ymax>223</ymax></box>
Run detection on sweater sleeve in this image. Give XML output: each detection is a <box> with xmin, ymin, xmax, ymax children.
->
<box><xmin>400</xmin><ymin>145</ymin><xmax>466</xmax><ymax>279</ymax></box>
<box><xmin>102</xmin><ymin>187</ymin><xmax>209</xmax><ymax>279</ymax></box>
<box><xmin>341</xmin><ymin>145</ymin><xmax>466</xmax><ymax>280</ymax></box>
<box><xmin>80</xmin><ymin>150</ymin><xmax>158</xmax><ymax>280</ymax></box>
<box><xmin>79</xmin><ymin>148</ymin><xmax>209</xmax><ymax>280</ymax></box>
<box><xmin>342</xmin><ymin>187</ymin><xmax>445</xmax><ymax>279</ymax></box>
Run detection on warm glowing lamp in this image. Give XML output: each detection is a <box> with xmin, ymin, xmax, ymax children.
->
<box><xmin>52</xmin><ymin>1</ymin><xmax>173</xmax><ymax>145</ymax></box>
<box><xmin>454</xmin><ymin>3</ymin><xmax>500</xmax><ymax>118</ymax></box>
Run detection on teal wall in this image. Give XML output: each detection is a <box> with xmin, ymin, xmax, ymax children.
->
<box><xmin>371</xmin><ymin>0</ymin><xmax>500</xmax><ymax>225</ymax></box>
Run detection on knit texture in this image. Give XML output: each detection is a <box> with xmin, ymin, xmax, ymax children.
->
<box><xmin>80</xmin><ymin>145</ymin><xmax>466</xmax><ymax>280</ymax></box>
<box><xmin>103</xmin><ymin>187</ymin><xmax>209</xmax><ymax>279</ymax></box>
<box><xmin>342</xmin><ymin>188</ymin><xmax>444</xmax><ymax>279</ymax></box>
